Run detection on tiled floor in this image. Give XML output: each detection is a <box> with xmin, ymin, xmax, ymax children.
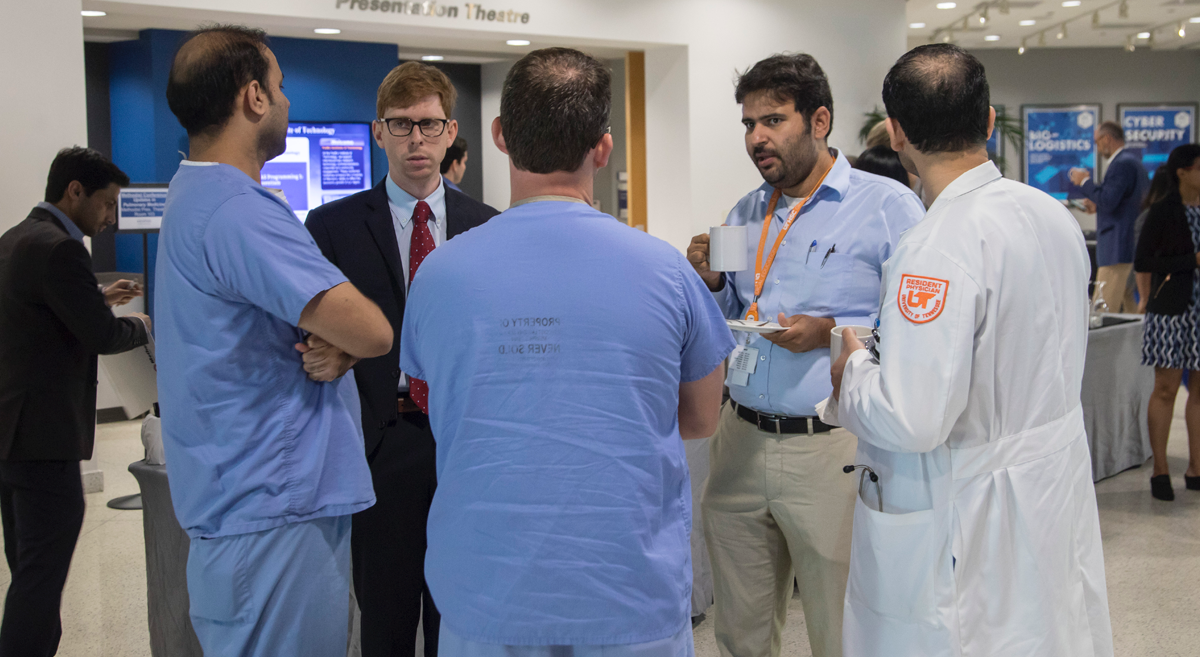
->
<box><xmin>2</xmin><ymin>399</ymin><xmax>1198</xmax><ymax>656</ymax></box>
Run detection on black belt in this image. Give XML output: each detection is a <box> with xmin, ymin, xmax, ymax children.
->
<box><xmin>732</xmin><ymin>401</ymin><xmax>834</xmax><ymax>435</ymax></box>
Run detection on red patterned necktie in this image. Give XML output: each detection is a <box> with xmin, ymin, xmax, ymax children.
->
<box><xmin>407</xmin><ymin>200</ymin><xmax>435</xmax><ymax>414</ymax></box>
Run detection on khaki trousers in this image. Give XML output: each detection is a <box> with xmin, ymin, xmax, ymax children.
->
<box><xmin>701</xmin><ymin>403</ymin><xmax>857</xmax><ymax>657</ymax></box>
<box><xmin>1095</xmin><ymin>263</ymin><xmax>1137</xmax><ymax>313</ymax></box>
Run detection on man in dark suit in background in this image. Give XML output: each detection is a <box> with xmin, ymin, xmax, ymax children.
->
<box><xmin>306</xmin><ymin>62</ymin><xmax>498</xmax><ymax>657</ymax></box>
<box><xmin>1070</xmin><ymin>120</ymin><xmax>1151</xmax><ymax>313</ymax></box>
<box><xmin>0</xmin><ymin>147</ymin><xmax>149</xmax><ymax>656</ymax></box>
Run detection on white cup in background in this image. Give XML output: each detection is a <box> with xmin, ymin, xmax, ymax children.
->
<box><xmin>830</xmin><ymin>325</ymin><xmax>872</xmax><ymax>362</ymax></box>
<box><xmin>708</xmin><ymin>225</ymin><xmax>748</xmax><ymax>272</ymax></box>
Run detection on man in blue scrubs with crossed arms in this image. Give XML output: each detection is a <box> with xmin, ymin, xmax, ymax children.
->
<box><xmin>155</xmin><ymin>26</ymin><xmax>393</xmax><ymax>655</ymax></box>
<box><xmin>400</xmin><ymin>47</ymin><xmax>734</xmax><ymax>656</ymax></box>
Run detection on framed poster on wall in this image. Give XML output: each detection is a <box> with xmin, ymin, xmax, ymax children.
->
<box><xmin>1118</xmin><ymin>103</ymin><xmax>1197</xmax><ymax>175</ymax></box>
<box><xmin>1022</xmin><ymin>104</ymin><xmax>1101</xmax><ymax>200</ymax></box>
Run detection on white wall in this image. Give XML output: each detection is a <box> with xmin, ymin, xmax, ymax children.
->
<box><xmin>85</xmin><ymin>0</ymin><xmax>910</xmax><ymax>250</ymax></box>
<box><xmin>0</xmin><ymin>0</ymin><xmax>87</xmax><ymax>235</ymax></box>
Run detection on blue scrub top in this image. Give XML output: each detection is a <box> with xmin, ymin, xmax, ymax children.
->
<box><xmin>155</xmin><ymin>162</ymin><xmax>375</xmax><ymax>539</ymax></box>
<box><xmin>400</xmin><ymin>200</ymin><xmax>735</xmax><ymax>646</ymax></box>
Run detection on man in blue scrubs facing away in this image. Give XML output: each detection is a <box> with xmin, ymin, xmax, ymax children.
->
<box><xmin>400</xmin><ymin>48</ymin><xmax>735</xmax><ymax>656</ymax></box>
<box><xmin>155</xmin><ymin>25</ymin><xmax>393</xmax><ymax>655</ymax></box>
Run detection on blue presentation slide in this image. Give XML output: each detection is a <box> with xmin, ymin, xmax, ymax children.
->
<box><xmin>1024</xmin><ymin>106</ymin><xmax>1099</xmax><ymax>200</ymax></box>
<box><xmin>1121</xmin><ymin>105</ymin><xmax>1195</xmax><ymax>176</ymax></box>
<box><xmin>262</xmin><ymin>122</ymin><xmax>373</xmax><ymax>221</ymax></box>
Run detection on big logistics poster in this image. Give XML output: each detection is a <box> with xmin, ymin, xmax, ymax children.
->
<box><xmin>1023</xmin><ymin>105</ymin><xmax>1100</xmax><ymax>200</ymax></box>
<box><xmin>262</xmin><ymin>122</ymin><xmax>373</xmax><ymax>221</ymax></box>
<box><xmin>1119</xmin><ymin>104</ymin><xmax>1196</xmax><ymax>175</ymax></box>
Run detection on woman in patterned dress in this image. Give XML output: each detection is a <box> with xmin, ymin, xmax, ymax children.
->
<box><xmin>1135</xmin><ymin>143</ymin><xmax>1200</xmax><ymax>501</ymax></box>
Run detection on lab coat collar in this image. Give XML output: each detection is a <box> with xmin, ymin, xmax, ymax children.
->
<box><xmin>926</xmin><ymin>160</ymin><xmax>1002</xmax><ymax>216</ymax></box>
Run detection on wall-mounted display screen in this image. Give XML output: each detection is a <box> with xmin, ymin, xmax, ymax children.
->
<box><xmin>117</xmin><ymin>184</ymin><xmax>169</xmax><ymax>232</ymax></box>
<box><xmin>1022</xmin><ymin>104</ymin><xmax>1101</xmax><ymax>201</ymax></box>
<box><xmin>1118</xmin><ymin>103</ymin><xmax>1197</xmax><ymax>176</ymax></box>
<box><xmin>261</xmin><ymin>122</ymin><xmax>373</xmax><ymax>221</ymax></box>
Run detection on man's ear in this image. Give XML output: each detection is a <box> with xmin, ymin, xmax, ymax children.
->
<box><xmin>491</xmin><ymin>117</ymin><xmax>508</xmax><ymax>155</ymax></box>
<box><xmin>244</xmin><ymin>80</ymin><xmax>269</xmax><ymax>119</ymax></box>
<box><xmin>447</xmin><ymin>119</ymin><xmax>459</xmax><ymax>144</ymax></box>
<box><xmin>592</xmin><ymin>132</ymin><xmax>614</xmax><ymax>170</ymax></box>
<box><xmin>372</xmin><ymin>120</ymin><xmax>387</xmax><ymax>149</ymax></box>
<box><xmin>986</xmin><ymin>106</ymin><xmax>996</xmax><ymax>142</ymax></box>
<box><xmin>885</xmin><ymin>117</ymin><xmax>905</xmax><ymax>151</ymax></box>
<box><xmin>810</xmin><ymin>106</ymin><xmax>832</xmax><ymax>141</ymax></box>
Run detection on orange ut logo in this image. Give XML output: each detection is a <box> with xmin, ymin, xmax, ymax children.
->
<box><xmin>897</xmin><ymin>274</ymin><xmax>949</xmax><ymax>324</ymax></box>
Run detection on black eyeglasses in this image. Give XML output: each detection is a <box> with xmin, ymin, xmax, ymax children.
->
<box><xmin>379</xmin><ymin>118</ymin><xmax>450</xmax><ymax>138</ymax></box>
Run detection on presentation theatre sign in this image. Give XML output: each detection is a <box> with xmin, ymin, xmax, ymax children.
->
<box><xmin>335</xmin><ymin>0</ymin><xmax>531</xmax><ymax>23</ymax></box>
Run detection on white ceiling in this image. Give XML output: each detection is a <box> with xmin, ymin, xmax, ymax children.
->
<box><xmin>907</xmin><ymin>0</ymin><xmax>1200</xmax><ymax>51</ymax></box>
<box><xmin>79</xmin><ymin>1</ymin><xmax>634</xmax><ymax>62</ymax></box>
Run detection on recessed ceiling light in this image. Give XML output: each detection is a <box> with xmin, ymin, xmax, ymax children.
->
<box><xmin>314</xmin><ymin>28</ymin><xmax>341</xmax><ymax>35</ymax></box>
<box><xmin>1062</xmin><ymin>1</ymin><xmax>1081</xmax><ymax>6</ymax></box>
<box><xmin>506</xmin><ymin>39</ymin><xmax>531</xmax><ymax>46</ymax></box>
<box><xmin>1191</xmin><ymin>17</ymin><xmax>1200</xmax><ymax>24</ymax></box>
<box><xmin>421</xmin><ymin>55</ymin><xmax>444</xmax><ymax>61</ymax></box>
<box><xmin>1019</xmin><ymin>20</ymin><xmax>1037</xmax><ymax>26</ymax></box>
<box><xmin>1138</xmin><ymin>32</ymin><xmax>1151</xmax><ymax>38</ymax></box>
<box><xmin>936</xmin><ymin>2</ymin><xmax>957</xmax><ymax>9</ymax></box>
<box><xmin>81</xmin><ymin>10</ymin><xmax>106</xmax><ymax>17</ymax></box>
<box><xmin>985</xmin><ymin>35</ymin><xmax>1001</xmax><ymax>41</ymax></box>
<box><xmin>910</xmin><ymin>23</ymin><xmax>926</xmax><ymax>29</ymax></box>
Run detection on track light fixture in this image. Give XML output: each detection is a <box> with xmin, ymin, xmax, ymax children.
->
<box><xmin>980</xmin><ymin>7</ymin><xmax>988</xmax><ymax>25</ymax></box>
<box><xmin>1000</xmin><ymin>0</ymin><xmax>1010</xmax><ymax>15</ymax></box>
<box><xmin>1119</xmin><ymin>1</ymin><xmax>1128</xmax><ymax>19</ymax></box>
<box><xmin>1018</xmin><ymin>38</ymin><xmax>1026</xmax><ymax>54</ymax></box>
<box><xmin>1180</xmin><ymin>22</ymin><xmax>1187</xmax><ymax>38</ymax></box>
<box><xmin>1038</xmin><ymin>31</ymin><xmax>1046</xmax><ymax>46</ymax></box>
<box><xmin>1057</xmin><ymin>23</ymin><xmax>1067</xmax><ymax>39</ymax></box>
<box><xmin>1125</xmin><ymin>35</ymin><xmax>1135</xmax><ymax>52</ymax></box>
<box><xmin>1092</xmin><ymin>11</ymin><xmax>1100</xmax><ymax>27</ymax></box>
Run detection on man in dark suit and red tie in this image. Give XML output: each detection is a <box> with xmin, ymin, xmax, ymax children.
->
<box><xmin>1070</xmin><ymin>120</ymin><xmax>1151</xmax><ymax>313</ymax></box>
<box><xmin>0</xmin><ymin>147</ymin><xmax>149</xmax><ymax>656</ymax></box>
<box><xmin>305</xmin><ymin>62</ymin><xmax>498</xmax><ymax>656</ymax></box>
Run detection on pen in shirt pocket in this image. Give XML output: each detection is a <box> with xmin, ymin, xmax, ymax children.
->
<box><xmin>821</xmin><ymin>244</ymin><xmax>836</xmax><ymax>268</ymax></box>
<box><xmin>806</xmin><ymin>240</ymin><xmax>818</xmax><ymax>264</ymax></box>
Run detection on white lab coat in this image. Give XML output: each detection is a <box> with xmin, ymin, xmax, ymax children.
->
<box><xmin>833</xmin><ymin>162</ymin><xmax>1113</xmax><ymax>657</ymax></box>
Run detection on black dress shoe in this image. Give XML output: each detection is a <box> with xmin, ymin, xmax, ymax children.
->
<box><xmin>1186</xmin><ymin>474</ymin><xmax>1200</xmax><ymax>491</ymax></box>
<box><xmin>1151</xmin><ymin>474</ymin><xmax>1175</xmax><ymax>501</ymax></box>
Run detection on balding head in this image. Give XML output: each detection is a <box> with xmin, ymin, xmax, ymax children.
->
<box><xmin>882</xmin><ymin>44</ymin><xmax>990</xmax><ymax>155</ymax></box>
<box><xmin>166</xmin><ymin>25</ymin><xmax>272</xmax><ymax>138</ymax></box>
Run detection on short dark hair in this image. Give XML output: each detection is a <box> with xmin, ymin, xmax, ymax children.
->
<box><xmin>735</xmin><ymin>54</ymin><xmax>834</xmax><ymax>133</ymax></box>
<box><xmin>500</xmin><ymin>48</ymin><xmax>611</xmax><ymax>174</ymax></box>
<box><xmin>882</xmin><ymin>44</ymin><xmax>990</xmax><ymax>154</ymax></box>
<box><xmin>166</xmin><ymin>25</ymin><xmax>271</xmax><ymax>138</ymax></box>
<box><xmin>44</xmin><ymin>147</ymin><xmax>130</xmax><ymax>203</ymax></box>
<box><xmin>441</xmin><ymin>137</ymin><xmax>468</xmax><ymax>174</ymax></box>
<box><xmin>1097</xmin><ymin>121</ymin><xmax>1125</xmax><ymax>142</ymax></box>
<box><xmin>854</xmin><ymin>145</ymin><xmax>909</xmax><ymax>187</ymax></box>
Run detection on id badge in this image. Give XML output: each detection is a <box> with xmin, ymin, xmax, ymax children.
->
<box><xmin>726</xmin><ymin>345</ymin><xmax>759</xmax><ymax>387</ymax></box>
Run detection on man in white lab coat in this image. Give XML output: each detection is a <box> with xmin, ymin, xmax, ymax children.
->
<box><xmin>827</xmin><ymin>44</ymin><xmax>1114</xmax><ymax>657</ymax></box>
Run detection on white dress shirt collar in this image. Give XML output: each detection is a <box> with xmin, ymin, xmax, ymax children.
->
<box><xmin>386</xmin><ymin>174</ymin><xmax>446</xmax><ymax>230</ymax></box>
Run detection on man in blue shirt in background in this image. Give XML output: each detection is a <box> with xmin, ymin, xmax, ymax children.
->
<box><xmin>400</xmin><ymin>47</ymin><xmax>734</xmax><ymax>656</ymax></box>
<box><xmin>155</xmin><ymin>25</ymin><xmax>393</xmax><ymax>656</ymax></box>
<box><xmin>1069</xmin><ymin>121</ymin><xmax>1150</xmax><ymax>313</ymax></box>
<box><xmin>686</xmin><ymin>54</ymin><xmax>924</xmax><ymax>657</ymax></box>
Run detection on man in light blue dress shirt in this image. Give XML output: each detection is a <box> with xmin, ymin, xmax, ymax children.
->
<box><xmin>686</xmin><ymin>54</ymin><xmax>924</xmax><ymax>657</ymax></box>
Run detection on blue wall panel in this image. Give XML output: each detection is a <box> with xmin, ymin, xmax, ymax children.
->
<box><xmin>107</xmin><ymin>29</ymin><xmax>398</xmax><ymax>320</ymax></box>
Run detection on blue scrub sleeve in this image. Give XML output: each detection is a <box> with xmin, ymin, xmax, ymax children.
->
<box><xmin>678</xmin><ymin>255</ymin><xmax>737</xmax><ymax>383</ymax></box>
<box><xmin>203</xmin><ymin>192</ymin><xmax>349</xmax><ymax>326</ymax></box>
<box><xmin>398</xmin><ymin>273</ymin><xmax>429</xmax><ymax>382</ymax></box>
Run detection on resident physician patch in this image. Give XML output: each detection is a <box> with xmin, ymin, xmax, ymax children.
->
<box><xmin>897</xmin><ymin>274</ymin><xmax>948</xmax><ymax>323</ymax></box>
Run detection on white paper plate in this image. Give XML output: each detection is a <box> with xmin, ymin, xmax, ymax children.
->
<box><xmin>726</xmin><ymin>319</ymin><xmax>785</xmax><ymax>334</ymax></box>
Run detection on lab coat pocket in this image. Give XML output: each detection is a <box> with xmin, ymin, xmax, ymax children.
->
<box><xmin>186</xmin><ymin>534</ymin><xmax>251</xmax><ymax>622</ymax></box>
<box><xmin>847</xmin><ymin>495</ymin><xmax>940</xmax><ymax>625</ymax></box>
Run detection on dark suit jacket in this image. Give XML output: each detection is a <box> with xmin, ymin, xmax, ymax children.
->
<box><xmin>306</xmin><ymin>181</ymin><xmax>498</xmax><ymax>456</ymax></box>
<box><xmin>0</xmin><ymin>207</ymin><xmax>149</xmax><ymax>461</ymax></box>
<box><xmin>1076</xmin><ymin>148</ymin><xmax>1150</xmax><ymax>266</ymax></box>
<box><xmin>1134</xmin><ymin>194</ymin><xmax>1196</xmax><ymax>316</ymax></box>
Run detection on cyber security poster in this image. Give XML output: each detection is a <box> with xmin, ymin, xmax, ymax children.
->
<box><xmin>1119</xmin><ymin>104</ymin><xmax>1196</xmax><ymax>176</ymax></box>
<box><xmin>1023</xmin><ymin>105</ymin><xmax>1100</xmax><ymax>200</ymax></box>
<box><xmin>262</xmin><ymin>122</ymin><xmax>373</xmax><ymax>221</ymax></box>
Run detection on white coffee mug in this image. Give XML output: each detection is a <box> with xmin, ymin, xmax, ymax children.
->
<box><xmin>830</xmin><ymin>325</ymin><xmax>872</xmax><ymax>362</ymax></box>
<box><xmin>708</xmin><ymin>225</ymin><xmax>748</xmax><ymax>272</ymax></box>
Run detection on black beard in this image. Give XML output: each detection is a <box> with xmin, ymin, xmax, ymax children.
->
<box><xmin>755</xmin><ymin>130</ymin><xmax>819</xmax><ymax>191</ymax></box>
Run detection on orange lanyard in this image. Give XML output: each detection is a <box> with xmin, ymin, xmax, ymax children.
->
<box><xmin>744</xmin><ymin>164</ymin><xmax>833</xmax><ymax>321</ymax></box>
